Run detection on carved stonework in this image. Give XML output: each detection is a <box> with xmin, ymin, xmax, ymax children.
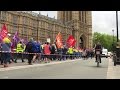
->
<box><xmin>58</xmin><ymin>11</ymin><xmax>92</xmax><ymax>49</ymax></box>
<box><xmin>0</xmin><ymin>11</ymin><xmax>92</xmax><ymax>48</ymax></box>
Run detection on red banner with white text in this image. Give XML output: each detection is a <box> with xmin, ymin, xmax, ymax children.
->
<box><xmin>0</xmin><ymin>24</ymin><xmax>8</xmax><ymax>40</ymax></box>
<box><xmin>67</xmin><ymin>35</ymin><xmax>76</xmax><ymax>47</ymax></box>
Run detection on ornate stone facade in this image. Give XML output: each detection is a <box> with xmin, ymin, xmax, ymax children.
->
<box><xmin>0</xmin><ymin>11</ymin><xmax>92</xmax><ymax>48</ymax></box>
<box><xmin>57</xmin><ymin>11</ymin><xmax>92</xmax><ymax>48</ymax></box>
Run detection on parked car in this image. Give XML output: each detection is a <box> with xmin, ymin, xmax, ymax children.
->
<box><xmin>108</xmin><ymin>52</ymin><xmax>112</xmax><ymax>57</ymax></box>
<box><xmin>101</xmin><ymin>49</ymin><xmax>108</xmax><ymax>58</ymax></box>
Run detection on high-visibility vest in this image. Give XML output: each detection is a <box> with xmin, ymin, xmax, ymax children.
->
<box><xmin>16</xmin><ymin>43</ymin><xmax>24</xmax><ymax>52</ymax></box>
<box><xmin>68</xmin><ymin>47</ymin><xmax>73</xmax><ymax>54</ymax></box>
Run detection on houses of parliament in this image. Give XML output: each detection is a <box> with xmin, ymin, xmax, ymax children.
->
<box><xmin>0</xmin><ymin>11</ymin><xmax>92</xmax><ymax>49</ymax></box>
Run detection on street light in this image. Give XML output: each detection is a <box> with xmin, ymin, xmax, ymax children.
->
<box><xmin>112</xmin><ymin>29</ymin><xmax>114</xmax><ymax>52</ymax></box>
<box><xmin>116</xmin><ymin>11</ymin><xmax>119</xmax><ymax>42</ymax></box>
<box><xmin>112</xmin><ymin>29</ymin><xmax>114</xmax><ymax>43</ymax></box>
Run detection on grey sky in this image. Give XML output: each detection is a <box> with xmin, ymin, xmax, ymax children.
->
<box><xmin>33</xmin><ymin>11</ymin><xmax>120</xmax><ymax>37</ymax></box>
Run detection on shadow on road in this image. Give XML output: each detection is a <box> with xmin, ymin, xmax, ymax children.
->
<box><xmin>87</xmin><ymin>65</ymin><xmax>108</xmax><ymax>68</ymax></box>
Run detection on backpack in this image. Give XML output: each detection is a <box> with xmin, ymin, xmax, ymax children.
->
<box><xmin>26</xmin><ymin>42</ymin><xmax>33</xmax><ymax>52</ymax></box>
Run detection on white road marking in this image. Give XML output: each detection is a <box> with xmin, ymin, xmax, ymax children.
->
<box><xmin>106</xmin><ymin>58</ymin><xmax>115</xmax><ymax>79</ymax></box>
<box><xmin>0</xmin><ymin>60</ymin><xmax>78</xmax><ymax>72</ymax></box>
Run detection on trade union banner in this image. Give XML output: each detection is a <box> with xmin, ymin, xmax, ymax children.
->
<box><xmin>11</xmin><ymin>31</ymin><xmax>20</xmax><ymax>48</ymax></box>
<box><xmin>0</xmin><ymin>24</ymin><xmax>8</xmax><ymax>40</ymax></box>
<box><xmin>67</xmin><ymin>35</ymin><xmax>76</xmax><ymax>47</ymax></box>
<box><xmin>55</xmin><ymin>32</ymin><xmax>63</xmax><ymax>48</ymax></box>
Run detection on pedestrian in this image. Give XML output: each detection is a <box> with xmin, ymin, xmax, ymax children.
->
<box><xmin>90</xmin><ymin>49</ymin><xmax>94</xmax><ymax>59</ymax></box>
<box><xmin>43</xmin><ymin>42</ymin><xmax>51</xmax><ymax>63</ymax></box>
<box><xmin>62</xmin><ymin>45</ymin><xmax>68</xmax><ymax>60</ymax></box>
<box><xmin>14</xmin><ymin>41</ymin><xmax>25</xmax><ymax>63</ymax></box>
<box><xmin>32</xmin><ymin>41</ymin><xmax>41</xmax><ymax>63</ymax></box>
<box><xmin>1</xmin><ymin>37</ymin><xmax>11</xmax><ymax>67</ymax></box>
<box><xmin>41</xmin><ymin>44</ymin><xmax>45</xmax><ymax>61</ymax></box>
<box><xmin>0</xmin><ymin>42</ymin><xmax>3</xmax><ymax>65</ymax></box>
<box><xmin>25</xmin><ymin>38</ymin><xmax>36</xmax><ymax>65</ymax></box>
<box><xmin>82</xmin><ymin>48</ymin><xmax>87</xmax><ymax>60</ymax></box>
<box><xmin>68</xmin><ymin>46</ymin><xmax>74</xmax><ymax>60</ymax></box>
<box><xmin>50</xmin><ymin>44</ymin><xmax>56</xmax><ymax>61</ymax></box>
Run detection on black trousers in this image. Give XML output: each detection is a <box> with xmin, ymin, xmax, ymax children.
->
<box><xmin>69</xmin><ymin>54</ymin><xmax>73</xmax><ymax>60</ymax></box>
<box><xmin>51</xmin><ymin>53</ymin><xmax>56</xmax><ymax>60</ymax></box>
<box><xmin>96</xmin><ymin>55</ymin><xmax>101</xmax><ymax>62</ymax></box>
<box><xmin>28</xmin><ymin>54</ymin><xmax>34</xmax><ymax>64</ymax></box>
<box><xmin>15</xmin><ymin>53</ymin><xmax>24</xmax><ymax>62</ymax></box>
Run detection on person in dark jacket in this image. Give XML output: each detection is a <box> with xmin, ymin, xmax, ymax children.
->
<box><xmin>32</xmin><ymin>41</ymin><xmax>41</xmax><ymax>63</ymax></box>
<box><xmin>25</xmin><ymin>38</ymin><xmax>36</xmax><ymax>65</ymax></box>
<box><xmin>95</xmin><ymin>42</ymin><xmax>102</xmax><ymax>63</ymax></box>
<box><xmin>62</xmin><ymin>45</ymin><xmax>68</xmax><ymax>60</ymax></box>
<box><xmin>50</xmin><ymin>44</ymin><xmax>56</xmax><ymax>61</ymax></box>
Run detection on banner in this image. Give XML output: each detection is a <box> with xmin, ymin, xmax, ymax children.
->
<box><xmin>0</xmin><ymin>35</ymin><xmax>2</xmax><ymax>42</ymax></box>
<box><xmin>67</xmin><ymin>35</ymin><xmax>76</xmax><ymax>47</ymax></box>
<box><xmin>11</xmin><ymin>31</ymin><xmax>20</xmax><ymax>48</ymax></box>
<box><xmin>13</xmin><ymin>31</ymin><xmax>19</xmax><ymax>42</ymax></box>
<box><xmin>0</xmin><ymin>24</ymin><xmax>8</xmax><ymax>40</ymax></box>
<box><xmin>47</xmin><ymin>38</ymin><xmax>50</xmax><ymax>43</ymax></box>
<box><xmin>56</xmin><ymin>32</ymin><xmax>63</xmax><ymax>48</ymax></box>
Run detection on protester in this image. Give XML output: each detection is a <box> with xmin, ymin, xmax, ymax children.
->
<box><xmin>68</xmin><ymin>46</ymin><xmax>74</xmax><ymax>60</ymax></box>
<box><xmin>25</xmin><ymin>38</ymin><xmax>36</xmax><ymax>65</ymax></box>
<box><xmin>1</xmin><ymin>37</ymin><xmax>11</xmax><ymax>67</ymax></box>
<box><xmin>43</xmin><ymin>42</ymin><xmax>51</xmax><ymax>63</ymax></box>
<box><xmin>50</xmin><ymin>44</ymin><xmax>56</xmax><ymax>61</ymax></box>
<box><xmin>62</xmin><ymin>45</ymin><xmax>68</xmax><ymax>60</ymax></box>
<box><xmin>14</xmin><ymin>41</ymin><xmax>25</xmax><ymax>63</ymax></box>
<box><xmin>0</xmin><ymin>42</ymin><xmax>3</xmax><ymax>65</ymax></box>
<box><xmin>82</xmin><ymin>48</ymin><xmax>87</xmax><ymax>60</ymax></box>
<box><xmin>32</xmin><ymin>41</ymin><xmax>41</xmax><ymax>63</ymax></box>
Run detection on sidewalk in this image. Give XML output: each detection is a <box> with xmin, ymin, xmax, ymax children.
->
<box><xmin>107</xmin><ymin>58</ymin><xmax>120</xmax><ymax>79</ymax></box>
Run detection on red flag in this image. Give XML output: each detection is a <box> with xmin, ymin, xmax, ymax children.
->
<box><xmin>56</xmin><ymin>32</ymin><xmax>63</xmax><ymax>48</ymax></box>
<box><xmin>0</xmin><ymin>24</ymin><xmax>8</xmax><ymax>39</ymax></box>
<box><xmin>67</xmin><ymin>35</ymin><xmax>76</xmax><ymax>47</ymax></box>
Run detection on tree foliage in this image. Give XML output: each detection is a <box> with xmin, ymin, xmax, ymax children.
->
<box><xmin>93</xmin><ymin>32</ymin><xmax>117</xmax><ymax>51</ymax></box>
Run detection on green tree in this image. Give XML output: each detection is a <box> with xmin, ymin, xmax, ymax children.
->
<box><xmin>93</xmin><ymin>32</ymin><xmax>117</xmax><ymax>51</ymax></box>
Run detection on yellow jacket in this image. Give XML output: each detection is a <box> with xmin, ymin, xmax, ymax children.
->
<box><xmin>16</xmin><ymin>43</ymin><xmax>24</xmax><ymax>52</ymax></box>
<box><xmin>68</xmin><ymin>47</ymin><xmax>74</xmax><ymax>54</ymax></box>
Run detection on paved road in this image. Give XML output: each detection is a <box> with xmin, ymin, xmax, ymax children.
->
<box><xmin>0</xmin><ymin>58</ymin><xmax>110</xmax><ymax>79</ymax></box>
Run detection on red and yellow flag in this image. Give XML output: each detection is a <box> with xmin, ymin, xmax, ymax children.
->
<box><xmin>56</xmin><ymin>32</ymin><xmax>63</xmax><ymax>48</ymax></box>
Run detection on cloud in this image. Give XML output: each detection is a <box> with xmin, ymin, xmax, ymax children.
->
<box><xmin>92</xmin><ymin>11</ymin><xmax>116</xmax><ymax>35</ymax></box>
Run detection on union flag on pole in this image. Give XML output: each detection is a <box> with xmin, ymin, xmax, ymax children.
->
<box><xmin>0</xmin><ymin>24</ymin><xmax>8</xmax><ymax>40</ymax></box>
<box><xmin>55</xmin><ymin>32</ymin><xmax>63</xmax><ymax>48</ymax></box>
<box><xmin>67</xmin><ymin>35</ymin><xmax>76</xmax><ymax>47</ymax></box>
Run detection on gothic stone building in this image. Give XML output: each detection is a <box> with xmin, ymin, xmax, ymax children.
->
<box><xmin>0</xmin><ymin>11</ymin><xmax>92</xmax><ymax>49</ymax></box>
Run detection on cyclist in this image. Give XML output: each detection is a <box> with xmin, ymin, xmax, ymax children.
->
<box><xmin>95</xmin><ymin>42</ymin><xmax>102</xmax><ymax>63</ymax></box>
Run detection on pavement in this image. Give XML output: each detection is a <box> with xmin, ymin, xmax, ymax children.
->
<box><xmin>107</xmin><ymin>58</ymin><xmax>120</xmax><ymax>79</ymax></box>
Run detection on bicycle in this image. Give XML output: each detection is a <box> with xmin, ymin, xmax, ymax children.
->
<box><xmin>95</xmin><ymin>49</ymin><xmax>101</xmax><ymax>67</ymax></box>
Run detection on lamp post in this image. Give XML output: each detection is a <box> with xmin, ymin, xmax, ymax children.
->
<box><xmin>112</xmin><ymin>29</ymin><xmax>114</xmax><ymax>52</ymax></box>
<box><xmin>116</xmin><ymin>11</ymin><xmax>119</xmax><ymax>42</ymax></box>
<box><xmin>112</xmin><ymin>29</ymin><xmax>114</xmax><ymax>43</ymax></box>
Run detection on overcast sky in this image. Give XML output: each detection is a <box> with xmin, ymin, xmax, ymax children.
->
<box><xmin>33</xmin><ymin>11</ymin><xmax>120</xmax><ymax>37</ymax></box>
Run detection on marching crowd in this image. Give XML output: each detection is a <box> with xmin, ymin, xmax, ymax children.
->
<box><xmin>0</xmin><ymin>37</ymin><xmax>94</xmax><ymax>68</ymax></box>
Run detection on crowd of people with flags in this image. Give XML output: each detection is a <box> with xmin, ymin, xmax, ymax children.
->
<box><xmin>0</xmin><ymin>24</ymin><xmax>94</xmax><ymax>68</ymax></box>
